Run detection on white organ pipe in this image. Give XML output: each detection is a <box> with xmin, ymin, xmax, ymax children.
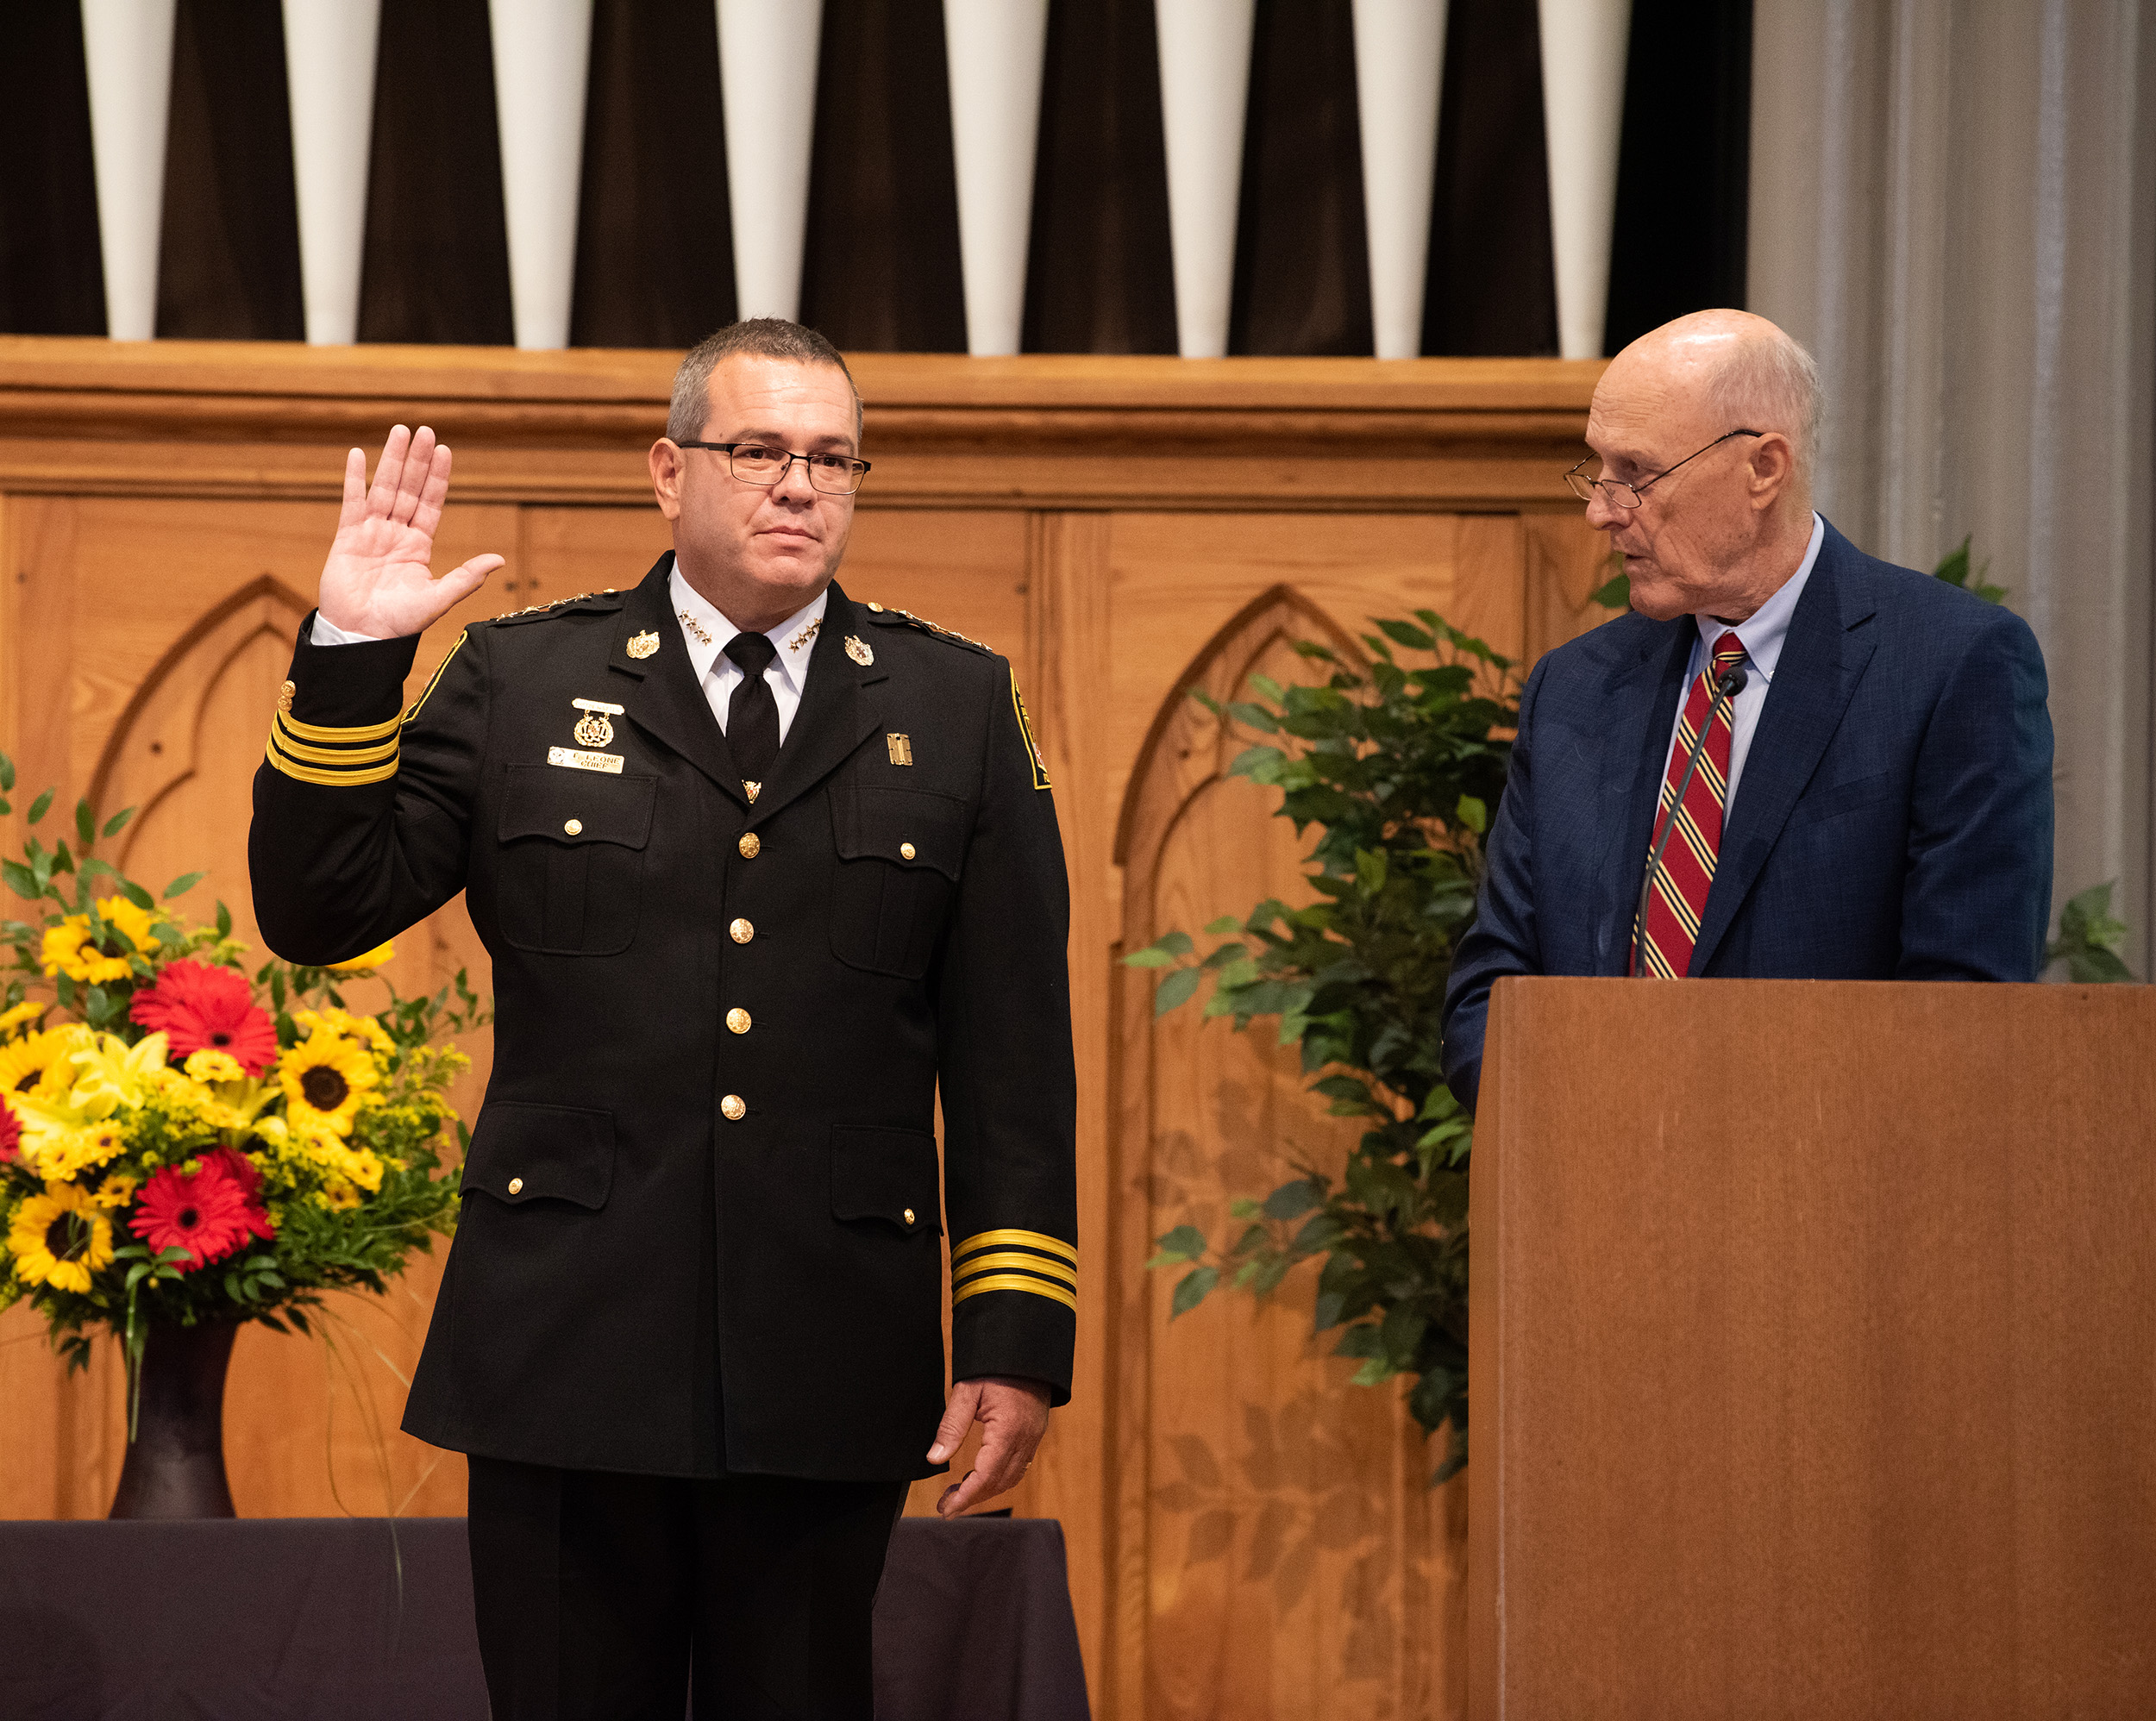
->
<box><xmin>1351</xmin><ymin>0</ymin><xmax>1447</xmax><ymax>359</ymax></box>
<box><xmin>944</xmin><ymin>0</ymin><xmax>1050</xmax><ymax>357</ymax></box>
<box><xmin>1154</xmin><ymin>0</ymin><xmax>1256</xmax><ymax>359</ymax></box>
<box><xmin>490</xmin><ymin>0</ymin><xmax>594</xmax><ymax>350</ymax></box>
<box><xmin>718</xmin><ymin>0</ymin><xmax>823</xmax><ymax>322</ymax></box>
<box><xmin>1536</xmin><ymin>0</ymin><xmax>1632</xmax><ymax>359</ymax></box>
<box><xmin>282</xmin><ymin>0</ymin><xmax>381</xmax><ymax>346</ymax></box>
<box><xmin>81</xmin><ymin>0</ymin><xmax>179</xmax><ymax>341</ymax></box>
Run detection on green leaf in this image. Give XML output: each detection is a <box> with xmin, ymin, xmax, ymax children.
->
<box><xmin>216</xmin><ymin>900</ymin><xmax>233</xmax><ymax>938</ymax></box>
<box><xmin>1225</xmin><ymin>702</ymin><xmax>1282</xmax><ymax>734</ymax></box>
<box><xmin>1932</xmin><ymin>535</ymin><xmax>1971</xmax><ymax>587</ymax></box>
<box><xmin>1170</xmin><ymin>1266</ymin><xmax>1219</xmax><ymax>1318</ymax></box>
<box><xmin>1154</xmin><ymin>967</ymin><xmax>1201</xmax><ymax>1017</ymax></box>
<box><xmin>27</xmin><ymin>788</ymin><xmax>53</xmax><ymax>826</ymax></box>
<box><xmin>1150</xmin><ymin>1223</ymin><xmax>1207</xmax><ymax>1265</ymax></box>
<box><xmin>119</xmin><ymin>880</ymin><xmax>154</xmax><ymax>911</ymax></box>
<box><xmin>1155</xmin><ymin>929</ymin><xmax>1194</xmax><ymax>958</ymax></box>
<box><xmin>162</xmin><ymin>871</ymin><xmax>206</xmax><ymax>900</ymax></box>
<box><xmin>1353</xmin><ymin>848</ymin><xmax>1388</xmax><ymax>895</ymax></box>
<box><xmin>1227</xmin><ymin>1197</ymin><xmax>1263</xmax><ymax>1221</ymax></box>
<box><xmin>1262</xmin><ymin>1180</ymin><xmax>1322</xmax><ymax>1221</ymax></box>
<box><xmin>1375</xmin><ymin>618</ymin><xmax>1436</xmax><ymax>652</ymax></box>
<box><xmin>0</xmin><ymin>754</ymin><xmax>13</xmax><ymax>792</ymax></box>
<box><xmin>1454</xmin><ymin>794</ymin><xmax>1488</xmax><ymax>835</ymax></box>
<box><xmin>0</xmin><ymin>859</ymin><xmax>37</xmax><ymax>902</ymax></box>
<box><xmin>1200</xmin><ymin>942</ymin><xmax>1248</xmax><ymax>971</ymax></box>
<box><xmin>102</xmin><ymin>807</ymin><xmax>136</xmax><ymax>839</ymax></box>
<box><xmin>75</xmin><ymin>798</ymin><xmax>96</xmax><ymax>846</ymax></box>
<box><xmin>1122</xmin><ymin>946</ymin><xmax>1177</xmax><ymax>968</ymax></box>
<box><xmin>1589</xmin><ymin>572</ymin><xmax>1631</xmax><ymax>610</ymax></box>
<box><xmin>1203</xmin><ymin>915</ymin><xmax>1242</xmax><ymax>936</ymax></box>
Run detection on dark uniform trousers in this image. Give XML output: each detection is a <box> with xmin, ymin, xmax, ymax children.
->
<box><xmin>248</xmin><ymin>557</ymin><xmax>1079</xmax><ymax>1721</ymax></box>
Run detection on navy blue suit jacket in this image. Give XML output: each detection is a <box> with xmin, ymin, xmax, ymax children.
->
<box><xmin>1440</xmin><ymin>521</ymin><xmax>2054</xmax><ymax>1112</ymax></box>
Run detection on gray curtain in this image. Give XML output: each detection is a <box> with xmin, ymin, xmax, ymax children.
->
<box><xmin>1748</xmin><ymin>0</ymin><xmax>2156</xmax><ymax>970</ymax></box>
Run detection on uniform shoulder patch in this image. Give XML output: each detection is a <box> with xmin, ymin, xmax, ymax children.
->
<box><xmin>486</xmin><ymin>588</ymin><xmax>623</xmax><ymax>625</ymax></box>
<box><xmin>860</xmin><ymin>602</ymin><xmax>995</xmax><ymax>656</ymax></box>
<box><xmin>1012</xmin><ymin>673</ymin><xmax>1050</xmax><ymax>790</ymax></box>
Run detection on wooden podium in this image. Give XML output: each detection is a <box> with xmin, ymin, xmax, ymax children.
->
<box><xmin>1468</xmin><ymin>978</ymin><xmax>2156</xmax><ymax>1719</ymax></box>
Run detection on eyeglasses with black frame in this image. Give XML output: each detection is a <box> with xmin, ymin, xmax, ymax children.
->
<box><xmin>1564</xmin><ymin>429</ymin><xmax>1763</xmax><ymax>510</ymax></box>
<box><xmin>674</xmin><ymin>440</ymin><xmax>872</xmax><ymax>495</ymax></box>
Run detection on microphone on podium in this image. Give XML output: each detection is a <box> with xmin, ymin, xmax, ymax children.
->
<box><xmin>1629</xmin><ymin>661</ymin><xmax>1747</xmax><ymax>976</ymax></box>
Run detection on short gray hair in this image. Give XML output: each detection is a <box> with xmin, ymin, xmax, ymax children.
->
<box><xmin>1704</xmin><ymin>324</ymin><xmax>1822</xmax><ymax>472</ymax></box>
<box><xmin>666</xmin><ymin>318</ymin><xmax>863</xmax><ymax>443</ymax></box>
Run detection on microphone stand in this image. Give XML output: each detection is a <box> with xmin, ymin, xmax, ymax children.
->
<box><xmin>1630</xmin><ymin>662</ymin><xmax>1747</xmax><ymax>977</ymax></box>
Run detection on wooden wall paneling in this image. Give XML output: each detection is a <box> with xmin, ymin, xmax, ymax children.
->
<box><xmin>1522</xmin><ymin>505</ymin><xmax>1620</xmax><ymax>657</ymax></box>
<box><xmin>1112</xmin><ymin>590</ymin><xmax>1462</xmax><ymax>1719</ymax></box>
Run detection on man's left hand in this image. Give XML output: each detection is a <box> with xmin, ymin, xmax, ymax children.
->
<box><xmin>927</xmin><ymin>1376</ymin><xmax>1050</xmax><ymax>1518</ymax></box>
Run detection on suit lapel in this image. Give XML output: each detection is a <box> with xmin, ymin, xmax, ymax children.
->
<box><xmin>744</xmin><ymin>580</ymin><xmax>886</xmax><ymax>828</ymax></box>
<box><xmin>1593</xmin><ymin>623</ymin><xmax>1695</xmax><ymax>974</ymax></box>
<box><xmin>607</xmin><ymin>555</ymin><xmax>748</xmax><ymax>806</ymax></box>
<box><xmin>1688</xmin><ymin>527</ymin><xmax>1879</xmax><ymax>973</ymax></box>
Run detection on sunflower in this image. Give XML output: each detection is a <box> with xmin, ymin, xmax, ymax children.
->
<box><xmin>293</xmin><ymin>1006</ymin><xmax>396</xmax><ymax>1060</ymax></box>
<box><xmin>40</xmin><ymin>897</ymin><xmax>165</xmax><ymax>986</ymax></box>
<box><xmin>278</xmin><ymin>1030</ymin><xmax>378</xmax><ymax>1137</ymax></box>
<box><xmin>20</xmin><ymin>1117</ymin><xmax>128</xmax><ymax>1183</ymax></box>
<box><xmin>91</xmin><ymin>1170</ymin><xmax>138</xmax><ymax>1208</ymax></box>
<box><xmin>0</xmin><ymin>1026</ymin><xmax>90</xmax><ymax>1102</ymax></box>
<box><xmin>8</xmin><ymin>1180</ymin><xmax>116</xmax><ymax>1294</ymax></box>
<box><xmin>0</xmin><ymin>1000</ymin><xmax>45</xmax><ymax>1038</ymax></box>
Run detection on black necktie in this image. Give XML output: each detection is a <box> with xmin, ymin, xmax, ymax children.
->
<box><xmin>723</xmin><ymin>632</ymin><xmax>780</xmax><ymax>798</ymax></box>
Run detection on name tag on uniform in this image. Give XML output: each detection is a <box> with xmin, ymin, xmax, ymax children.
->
<box><xmin>548</xmin><ymin>746</ymin><xmax>624</xmax><ymax>774</ymax></box>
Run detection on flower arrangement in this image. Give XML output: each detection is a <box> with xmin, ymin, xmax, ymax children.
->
<box><xmin>0</xmin><ymin>753</ymin><xmax>486</xmax><ymax>1400</ymax></box>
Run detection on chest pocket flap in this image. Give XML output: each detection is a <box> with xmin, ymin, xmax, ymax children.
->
<box><xmin>496</xmin><ymin>766</ymin><xmax>656</xmax><ymax>955</ymax></box>
<box><xmin>499</xmin><ymin>764</ymin><xmax>657</xmax><ymax>848</ymax></box>
<box><xmin>828</xmin><ymin>785</ymin><xmax>968</xmax><ymax>979</ymax></box>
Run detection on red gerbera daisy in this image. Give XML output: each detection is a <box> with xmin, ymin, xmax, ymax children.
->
<box><xmin>129</xmin><ymin>961</ymin><xmax>279</xmax><ymax>1076</ymax></box>
<box><xmin>0</xmin><ymin>1098</ymin><xmax>19</xmax><ymax>1166</ymax></box>
<box><xmin>128</xmin><ymin>1154</ymin><xmax>276</xmax><ymax>1273</ymax></box>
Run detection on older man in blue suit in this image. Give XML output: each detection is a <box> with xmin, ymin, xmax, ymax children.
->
<box><xmin>1441</xmin><ymin>310</ymin><xmax>2053</xmax><ymax>1112</ymax></box>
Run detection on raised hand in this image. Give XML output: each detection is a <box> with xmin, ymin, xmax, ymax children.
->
<box><xmin>317</xmin><ymin>425</ymin><xmax>505</xmax><ymax>638</ymax></box>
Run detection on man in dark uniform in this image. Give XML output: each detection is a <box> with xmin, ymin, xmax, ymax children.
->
<box><xmin>249</xmin><ymin>319</ymin><xmax>1077</xmax><ymax>1718</ymax></box>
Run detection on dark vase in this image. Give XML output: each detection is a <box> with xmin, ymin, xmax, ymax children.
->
<box><xmin>108</xmin><ymin>1318</ymin><xmax>239</xmax><ymax>1518</ymax></box>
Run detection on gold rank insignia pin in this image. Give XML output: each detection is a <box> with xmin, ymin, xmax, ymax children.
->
<box><xmin>571</xmin><ymin>698</ymin><xmax>624</xmax><ymax>748</ymax></box>
<box><xmin>887</xmin><ymin>733</ymin><xmax>913</xmax><ymax>766</ymax></box>
<box><xmin>625</xmin><ymin>630</ymin><xmax>661</xmax><ymax>659</ymax></box>
<box><xmin>278</xmin><ymin>679</ymin><xmax>295</xmax><ymax>713</ymax></box>
<box><xmin>845</xmin><ymin>635</ymin><xmax>874</xmax><ymax>666</ymax></box>
<box><xmin>743</xmin><ymin>780</ymin><xmax>761</xmax><ymax>803</ymax></box>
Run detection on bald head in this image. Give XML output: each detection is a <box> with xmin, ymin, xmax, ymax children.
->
<box><xmin>1581</xmin><ymin>310</ymin><xmax>1821</xmax><ymax>622</ymax></box>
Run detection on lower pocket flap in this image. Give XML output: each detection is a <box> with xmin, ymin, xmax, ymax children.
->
<box><xmin>830</xmin><ymin>1125</ymin><xmax>942</xmax><ymax>1235</ymax></box>
<box><xmin>461</xmin><ymin>1102</ymin><xmax>615</xmax><ymax>1210</ymax></box>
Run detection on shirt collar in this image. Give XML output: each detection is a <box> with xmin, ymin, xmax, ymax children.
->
<box><xmin>668</xmin><ymin>562</ymin><xmax>830</xmax><ymax>698</ymax></box>
<box><xmin>1695</xmin><ymin>511</ymin><xmax>1824</xmax><ymax>682</ymax></box>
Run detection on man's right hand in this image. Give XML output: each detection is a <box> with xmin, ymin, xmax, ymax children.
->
<box><xmin>317</xmin><ymin>425</ymin><xmax>505</xmax><ymax>638</ymax></box>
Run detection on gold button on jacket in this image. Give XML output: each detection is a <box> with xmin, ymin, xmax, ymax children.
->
<box><xmin>249</xmin><ymin>559</ymin><xmax>1078</xmax><ymax>1482</ymax></box>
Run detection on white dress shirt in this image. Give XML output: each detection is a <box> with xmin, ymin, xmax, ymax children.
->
<box><xmin>310</xmin><ymin>562</ymin><xmax>829</xmax><ymax>746</ymax></box>
<box><xmin>1657</xmin><ymin>512</ymin><xmax>1825</xmax><ymax>816</ymax></box>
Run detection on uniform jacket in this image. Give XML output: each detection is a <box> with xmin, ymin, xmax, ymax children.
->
<box><xmin>250</xmin><ymin>555</ymin><xmax>1078</xmax><ymax>1480</ymax></box>
<box><xmin>1441</xmin><ymin>521</ymin><xmax>2054</xmax><ymax>1112</ymax></box>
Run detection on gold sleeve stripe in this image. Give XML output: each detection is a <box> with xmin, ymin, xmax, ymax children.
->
<box><xmin>404</xmin><ymin>629</ymin><xmax>468</xmax><ymax>725</ymax></box>
<box><xmin>953</xmin><ymin>1228</ymin><xmax>1076</xmax><ymax>1267</ymax></box>
<box><xmin>276</xmin><ymin>708</ymin><xmax>404</xmax><ymax>745</ymax></box>
<box><xmin>953</xmin><ymin>1251</ymin><xmax>1077</xmax><ymax>1290</ymax></box>
<box><xmin>270</xmin><ymin>714</ymin><xmax>399</xmax><ymax>766</ymax></box>
<box><xmin>265</xmin><ymin>734</ymin><xmax>400</xmax><ymax>786</ymax></box>
<box><xmin>951</xmin><ymin>1273</ymin><xmax>1078</xmax><ymax>1313</ymax></box>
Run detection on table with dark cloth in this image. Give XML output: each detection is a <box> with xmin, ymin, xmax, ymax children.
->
<box><xmin>0</xmin><ymin>1514</ymin><xmax>1089</xmax><ymax>1720</ymax></box>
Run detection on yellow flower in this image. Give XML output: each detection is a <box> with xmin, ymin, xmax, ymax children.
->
<box><xmin>91</xmin><ymin>1171</ymin><xmax>138</xmax><ymax>1208</ymax></box>
<box><xmin>0</xmin><ymin>1027</ymin><xmax>87</xmax><ymax>1102</ymax></box>
<box><xmin>278</xmin><ymin>1031</ymin><xmax>377</xmax><ymax>1137</ymax></box>
<box><xmin>20</xmin><ymin>1117</ymin><xmax>128</xmax><ymax>1183</ymax></box>
<box><xmin>183</xmin><ymin>1048</ymin><xmax>247</xmax><ymax>1085</ymax></box>
<box><xmin>0</xmin><ymin>1001</ymin><xmax>45</xmax><ymax>1038</ymax></box>
<box><xmin>294</xmin><ymin>1006</ymin><xmax>396</xmax><ymax>1059</ymax></box>
<box><xmin>314</xmin><ymin>1180</ymin><xmax>363</xmax><ymax>1211</ymax></box>
<box><xmin>66</xmin><ymin>1031</ymin><xmax>172</xmax><ymax>1117</ymax></box>
<box><xmin>40</xmin><ymin>917</ymin><xmax>132</xmax><ymax>986</ymax></box>
<box><xmin>101</xmin><ymin>895</ymin><xmax>163</xmax><ymax>956</ymax></box>
<box><xmin>328</xmin><ymin>940</ymin><xmax>395</xmax><ymax>972</ymax></box>
<box><xmin>7</xmin><ymin>1180</ymin><xmax>115</xmax><ymax>1294</ymax></box>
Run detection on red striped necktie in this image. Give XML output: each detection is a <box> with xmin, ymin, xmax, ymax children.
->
<box><xmin>1633</xmin><ymin>633</ymin><xmax>1750</xmax><ymax>979</ymax></box>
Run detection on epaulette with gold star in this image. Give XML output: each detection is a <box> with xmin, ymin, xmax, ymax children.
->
<box><xmin>861</xmin><ymin>601</ymin><xmax>995</xmax><ymax>656</ymax></box>
<box><xmin>486</xmin><ymin>589</ymin><xmax>622</xmax><ymax>625</ymax></box>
